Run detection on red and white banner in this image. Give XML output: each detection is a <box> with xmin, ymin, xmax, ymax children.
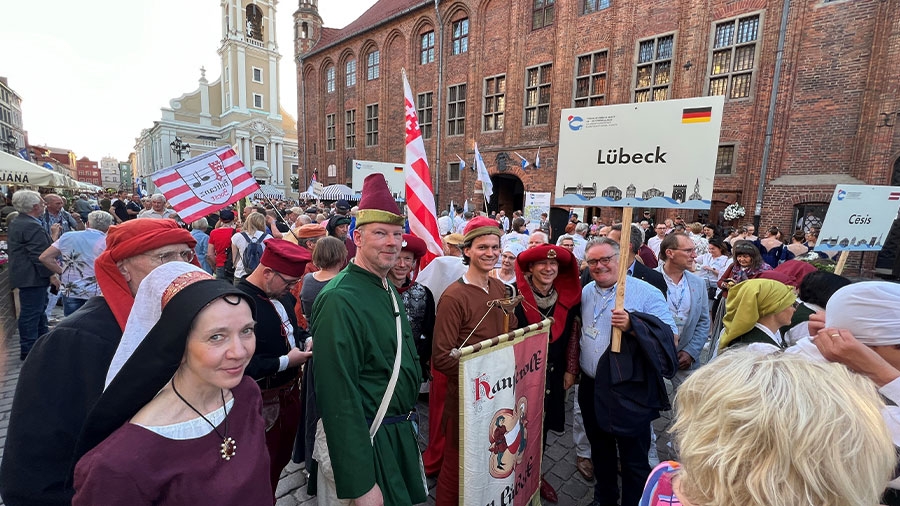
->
<box><xmin>151</xmin><ymin>147</ymin><xmax>259</xmax><ymax>223</ymax></box>
<box><xmin>460</xmin><ymin>323</ymin><xmax>548</xmax><ymax>505</ymax></box>
<box><xmin>402</xmin><ymin>70</ymin><xmax>442</xmax><ymax>267</ymax></box>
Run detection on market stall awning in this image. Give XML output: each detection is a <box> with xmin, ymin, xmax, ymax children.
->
<box><xmin>0</xmin><ymin>150</ymin><xmax>68</xmax><ymax>187</ymax></box>
<box><xmin>251</xmin><ymin>184</ymin><xmax>286</xmax><ymax>200</ymax></box>
<box><xmin>321</xmin><ymin>184</ymin><xmax>354</xmax><ymax>200</ymax></box>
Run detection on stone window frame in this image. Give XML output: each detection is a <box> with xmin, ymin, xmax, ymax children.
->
<box><xmin>420</xmin><ymin>31</ymin><xmax>435</xmax><ymax>64</ymax></box>
<box><xmin>367</xmin><ymin>50</ymin><xmax>381</xmax><ymax>81</ymax></box>
<box><xmin>447</xmin><ymin>83</ymin><xmax>467</xmax><ymax>137</ymax></box>
<box><xmin>325</xmin><ymin>114</ymin><xmax>336</xmax><ymax>152</ymax></box>
<box><xmin>483</xmin><ymin>74</ymin><xmax>506</xmax><ymax>132</ymax></box>
<box><xmin>417</xmin><ymin>92</ymin><xmax>434</xmax><ymax>139</ymax></box>
<box><xmin>634</xmin><ymin>33</ymin><xmax>675</xmax><ymax>103</ymax></box>
<box><xmin>452</xmin><ymin>18</ymin><xmax>469</xmax><ymax>55</ymax></box>
<box><xmin>448</xmin><ymin>161</ymin><xmax>461</xmax><ymax>182</ymax></box>
<box><xmin>252</xmin><ymin>67</ymin><xmax>263</xmax><ymax>83</ymax></box>
<box><xmin>715</xmin><ymin>144</ymin><xmax>737</xmax><ymax>175</ymax></box>
<box><xmin>252</xmin><ymin>93</ymin><xmax>264</xmax><ymax>109</ymax></box>
<box><xmin>573</xmin><ymin>50</ymin><xmax>608</xmax><ymax>107</ymax></box>
<box><xmin>532</xmin><ymin>0</ymin><xmax>555</xmax><ymax>30</ymax></box>
<box><xmin>254</xmin><ymin>145</ymin><xmax>266</xmax><ymax>161</ymax></box>
<box><xmin>581</xmin><ymin>0</ymin><xmax>610</xmax><ymax>14</ymax></box>
<box><xmin>365</xmin><ymin>103</ymin><xmax>379</xmax><ymax>146</ymax></box>
<box><xmin>345</xmin><ymin>60</ymin><xmax>357</xmax><ymax>87</ymax></box>
<box><xmin>345</xmin><ymin>109</ymin><xmax>356</xmax><ymax>149</ymax></box>
<box><xmin>524</xmin><ymin>63</ymin><xmax>552</xmax><ymax>127</ymax></box>
<box><xmin>706</xmin><ymin>12</ymin><xmax>763</xmax><ymax>101</ymax></box>
<box><xmin>325</xmin><ymin>66</ymin><xmax>335</xmax><ymax>93</ymax></box>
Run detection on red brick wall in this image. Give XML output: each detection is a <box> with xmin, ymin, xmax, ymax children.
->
<box><xmin>296</xmin><ymin>0</ymin><xmax>900</xmax><ymax>243</ymax></box>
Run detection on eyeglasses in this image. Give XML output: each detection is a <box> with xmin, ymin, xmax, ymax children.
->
<box><xmin>671</xmin><ymin>247</ymin><xmax>697</xmax><ymax>254</ymax></box>
<box><xmin>586</xmin><ymin>255</ymin><xmax>616</xmax><ymax>267</ymax></box>
<box><xmin>144</xmin><ymin>249</ymin><xmax>195</xmax><ymax>264</ymax></box>
<box><xmin>273</xmin><ymin>271</ymin><xmax>301</xmax><ymax>287</ymax></box>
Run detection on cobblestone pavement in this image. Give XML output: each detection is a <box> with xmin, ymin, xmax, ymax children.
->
<box><xmin>0</xmin><ymin>305</ymin><xmax>677</xmax><ymax>506</ymax></box>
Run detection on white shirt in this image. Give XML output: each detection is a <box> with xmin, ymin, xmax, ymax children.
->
<box><xmin>648</xmin><ymin>235</ymin><xmax>664</xmax><ymax>258</ymax></box>
<box><xmin>659</xmin><ymin>268</ymin><xmax>692</xmax><ymax>337</ymax></box>
<box><xmin>230</xmin><ymin>230</ymin><xmax>271</xmax><ymax>278</ymax></box>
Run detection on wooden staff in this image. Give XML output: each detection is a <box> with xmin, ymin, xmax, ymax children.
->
<box><xmin>834</xmin><ymin>250</ymin><xmax>849</xmax><ymax>276</ymax></box>
<box><xmin>611</xmin><ymin>207</ymin><xmax>633</xmax><ymax>353</ymax></box>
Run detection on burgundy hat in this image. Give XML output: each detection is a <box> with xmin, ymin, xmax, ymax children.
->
<box><xmin>463</xmin><ymin>216</ymin><xmax>502</xmax><ymax>243</ymax></box>
<box><xmin>297</xmin><ymin>223</ymin><xmax>327</xmax><ymax>239</ymax></box>
<box><xmin>401</xmin><ymin>234</ymin><xmax>428</xmax><ymax>260</ymax></box>
<box><xmin>515</xmin><ymin>244</ymin><xmax>575</xmax><ymax>271</ymax></box>
<box><xmin>356</xmin><ymin>173</ymin><xmax>404</xmax><ymax>227</ymax></box>
<box><xmin>514</xmin><ymin>244</ymin><xmax>581</xmax><ymax>343</ymax></box>
<box><xmin>260</xmin><ymin>240</ymin><xmax>308</xmax><ymax>277</ymax></box>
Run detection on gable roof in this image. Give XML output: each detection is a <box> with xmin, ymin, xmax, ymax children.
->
<box><xmin>308</xmin><ymin>0</ymin><xmax>430</xmax><ymax>56</ymax></box>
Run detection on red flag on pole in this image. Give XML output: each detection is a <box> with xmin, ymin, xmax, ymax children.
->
<box><xmin>150</xmin><ymin>146</ymin><xmax>260</xmax><ymax>224</ymax></box>
<box><xmin>403</xmin><ymin>69</ymin><xmax>443</xmax><ymax>267</ymax></box>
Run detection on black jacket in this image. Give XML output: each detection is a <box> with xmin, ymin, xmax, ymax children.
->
<box><xmin>592</xmin><ymin>311</ymin><xmax>677</xmax><ymax>437</ymax></box>
<box><xmin>8</xmin><ymin>214</ymin><xmax>53</xmax><ymax>289</ymax></box>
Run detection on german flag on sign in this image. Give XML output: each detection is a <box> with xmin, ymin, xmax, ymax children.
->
<box><xmin>682</xmin><ymin>107</ymin><xmax>712</xmax><ymax>123</ymax></box>
<box><xmin>394</xmin><ymin>166</ymin><xmax>404</xmax><ymax>172</ymax></box>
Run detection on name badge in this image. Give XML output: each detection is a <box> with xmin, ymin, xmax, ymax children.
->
<box><xmin>674</xmin><ymin>315</ymin><xmax>686</xmax><ymax>327</ymax></box>
<box><xmin>584</xmin><ymin>326</ymin><xmax>600</xmax><ymax>340</ymax></box>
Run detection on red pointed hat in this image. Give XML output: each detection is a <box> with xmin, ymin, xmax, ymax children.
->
<box><xmin>356</xmin><ymin>173</ymin><xmax>404</xmax><ymax>227</ymax></box>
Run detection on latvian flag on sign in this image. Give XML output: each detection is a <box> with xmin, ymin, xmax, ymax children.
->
<box><xmin>889</xmin><ymin>191</ymin><xmax>900</xmax><ymax>201</ymax></box>
<box><xmin>682</xmin><ymin>106</ymin><xmax>712</xmax><ymax>123</ymax></box>
<box><xmin>151</xmin><ymin>146</ymin><xmax>259</xmax><ymax>223</ymax></box>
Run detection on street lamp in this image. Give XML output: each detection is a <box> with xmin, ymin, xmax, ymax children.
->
<box><xmin>170</xmin><ymin>136</ymin><xmax>191</xmax><ymax>162</ymax></box>
<box><xmin>1</xmin><ymin>135</ymin><xmax>16</xmax><ymax>154</ymax></box>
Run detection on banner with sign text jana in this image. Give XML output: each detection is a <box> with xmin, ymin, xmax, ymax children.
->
<box><xmin>459</xmin><ymin>324</ymin><xmax>549</xmax><ymax>506</ymax></box>
<box><xmin>555</xmin><ymin>96</ymin><xmax>724</xmax><ymax>210</ymax></box>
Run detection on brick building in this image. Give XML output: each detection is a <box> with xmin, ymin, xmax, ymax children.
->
<box><xmin>293</xmin><ymin>0</ymin><xmax>899</xmax><ymax>267</ymax></box>
<box><xmin>75</xmin><ymin>157</ymin><xmax>101</xmax><ymax>187</ymax></box>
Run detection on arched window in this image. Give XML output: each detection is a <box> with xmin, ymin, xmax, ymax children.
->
<box><xmin>301</xmin><ymin>22</ymin><xmax>309</xmax><ymax>38</ymax></box>
<box><xmin>246</xmin><ymin>5</ymin><xmax>263</xmax><ymax>41</ymax></box>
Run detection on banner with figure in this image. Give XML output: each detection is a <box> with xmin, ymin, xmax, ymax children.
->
<box><xmin>459</xmin><ymin>320</ymin><xmax>550</xmax><ymax>506</ymax></box>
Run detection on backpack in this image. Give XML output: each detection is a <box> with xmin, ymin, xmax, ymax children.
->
<box><xmin>241</xmin><ymin>232</ymin><xmax>268</xmax><ymax>275</ymax></box>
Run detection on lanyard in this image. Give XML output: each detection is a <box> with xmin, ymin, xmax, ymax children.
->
<box><xmin>662</xmin><ymin>271</ymin><xmax>687</xmax><ymax>314</ymax></box>
<box><xmin>591</xmin><ymin>283</ymin><xmax>616</xmax><ymax>325</ymax></box>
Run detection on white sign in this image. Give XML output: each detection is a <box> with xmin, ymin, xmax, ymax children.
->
<box><xmin>351</xmin><ymin>159</ymin><xmax>405</xmax><ymax>198</ymax></box>
<box><xmin>555</xmin><ymin>96</ymin><xmax>724</xmax><ymax>209</ymax></box>
<box><xmin>312</xmin><ymin>181</ymin><xmax>324</xmax><ymax>197</ymax></box>
<box><xmin>523</xmin><ymin>192</ymin><xmax>551</xmax><ymax>224</ymax></box>
<box><xmin>815</xmin><ymin>185</ymin><xmax>900</xmax><ymax>252</ymax></box>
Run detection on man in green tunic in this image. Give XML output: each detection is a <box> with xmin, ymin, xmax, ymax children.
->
<box><xmin>311</xmin><ymin>173</ymin><xmax>427</xmax><ymax>506</ymax></box>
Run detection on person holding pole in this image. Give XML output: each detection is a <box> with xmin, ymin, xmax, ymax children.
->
<box><xmin>432</xmin><ymin>216</ymin><xmax>517</xmax><ymax>506</ymax></box>
<box><xmin>577</xmin><ymin>238</ymin><xmax>677</xmax><ymax>506</ymax></box>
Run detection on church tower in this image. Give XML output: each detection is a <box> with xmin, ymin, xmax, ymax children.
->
<box><xmin>293</xmin><ymin>0</ymin><xmax>322</xmax><ymax>57</ymax></box>
<box><xmin>219</xmin><ymin>0</ymin><xmax>282</xmax><ymax>120</ymax></box>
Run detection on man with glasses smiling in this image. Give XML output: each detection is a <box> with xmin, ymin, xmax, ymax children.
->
<box><xmin>2</xmin><ymin>218</ymin><xmax>198</xmax><ymax>506</ymax></box>
<box><xmin>578</xmin><ymin>238</ymin><xmax>677</xmax><ymax>506</ymax></box>
<box><xmin>236</xmin><ymin>239</ymin><xmax>312</xmax><ymax>495</ymax></box>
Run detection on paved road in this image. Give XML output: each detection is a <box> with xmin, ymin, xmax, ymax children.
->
<box><xmin>0</xmin><ymin>306</ymin><xmax>677</xmax><ymax>506</ymax></box>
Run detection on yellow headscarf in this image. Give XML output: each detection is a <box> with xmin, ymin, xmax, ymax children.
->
<box><xmin>720</xmin><ymin>278</ymin><xmax>796</xmax><ymax>349</ymax></box>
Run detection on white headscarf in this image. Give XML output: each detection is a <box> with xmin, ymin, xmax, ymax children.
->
<box><xmin>104</xmin><ymin>262</ymin><xmax>210</xmax><ymax>388</ymax></box>
<box><xmin>825</xmin><ymin>281</ymin><xmax>900</xmax><ymax>346</ymax></box>
<box><xmin>503</xmin><ymin>242</ymin><xmax>526</xmax><ymax>258</ymax></box>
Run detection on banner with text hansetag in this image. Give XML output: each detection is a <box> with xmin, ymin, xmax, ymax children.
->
<box><xmin>460</xmin><ymin>325</ymin><xmax>548</xmax><ymax>506</ymax></box>
<box><xmin>523</xmin><ymin>192</ymin><xmax>551</xmax><ymax>225</ymax></box>
<box><xmin>814</xmin><ymin>185</ymin><xmax>900</xmax><ymax>252</ymax></box>
<box><xmin>555</xmin><ymin>96</ymin><xmax>724</xmax><ymax>209</ymax></box>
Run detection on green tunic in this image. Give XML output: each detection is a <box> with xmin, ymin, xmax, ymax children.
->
<box><xmin>311</xmin><ymin>262</ymin><xmax>426</xmax><ymax>505</ymax></box>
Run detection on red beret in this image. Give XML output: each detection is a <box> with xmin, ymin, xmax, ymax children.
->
<box><xmin>401</xmin><ymin>234</ymin><xmax>428</xmax><ymax>260</ymax></box>
<box><xmin>515</xmin><ymin>244</ymin><xmax>575</xmax><ymax>270</ymax></box>
<box><xmin>463</xmin><ymin>216</ymin><xmax>502</xmax><ymax>242</ymax></box>
<box><xmin>95</xmin><ymin>219</ymin><xmax>198</xmax><ymax>330</ymax></box>
<box><xmin>260</xmin><ymin>240</ymin><xmax>308</xmax><ymax>277</ymax></box>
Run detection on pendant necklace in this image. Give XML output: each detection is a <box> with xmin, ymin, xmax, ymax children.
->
<box><xmin>171</xmin><ymin>378</ymin><xmax>237</xmax><ymax>461</ymax></box>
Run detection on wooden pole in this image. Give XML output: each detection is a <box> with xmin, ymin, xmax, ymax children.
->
<box><xmin>834</xmin><ymin>250</ymin><xmax>849</xmax><ymax>276</ymax></box>
<box><xmin>611</xmin><ymin>207</ymin><xmax>633</xmax><ymax>353</ymax></box>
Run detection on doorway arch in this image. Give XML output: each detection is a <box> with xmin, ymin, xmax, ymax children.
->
<box><xmin>489</xmin><ymin>173</ymin><xmax>524</xmax><ymax>216</ymax></box>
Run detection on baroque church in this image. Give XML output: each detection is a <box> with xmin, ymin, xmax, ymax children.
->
<box><xmin>133</xmin><ymin>0</ymin><xmax>298</xmax><ymax>198</ymax></box>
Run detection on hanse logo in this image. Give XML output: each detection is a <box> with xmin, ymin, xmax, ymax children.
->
<box><xmin>567</xmin><ymin>115</ymin><xmax>584</xmax><ymax>131</ymax></box>
<box><xmin>837</xmin><ymin>189</ymin><xmax>847</xmax><ymax>201</ymax></box>
<box><xmin>354</xmin><ymin>161</ymin><xmax>362</xmax><ymax>170</ymax></box>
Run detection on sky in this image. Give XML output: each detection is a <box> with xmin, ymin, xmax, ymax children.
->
<box><xmin>0</xmin><ymin>0</ymin><xmax>378</xmax><ymax>162</ymax></box>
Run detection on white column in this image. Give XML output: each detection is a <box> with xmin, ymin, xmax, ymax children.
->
<box><xmin>242</xmin><ymin>137</ymin><xmax>251</xmax><ymax>171</ymax></box>
<box><xmin>269</xmin><ymin>141</ymin><xmax>276</xmax><ymax>183</ymax></box>
<box><xmin>276</xmin><ymin>142</ymin><xmax>284</xmax><ymax>185</ymax></box>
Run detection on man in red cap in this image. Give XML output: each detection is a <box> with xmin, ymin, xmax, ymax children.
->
<box><xmin>433</xmin><ymin>216</ymin><xmax>517</xmax><ymax>505</ymax></box>
<box><xmin>514</xmin><ymin>244</ymin><xmax>583</xmax><ymax>501</ymax></box>
<box><xmin>1</xmin><ymin>219</ymin><xmax>198</xmax><ymax>506</ymax></box>
<box><xmin>236</xmin><ymin>240</ymin><xmax>313</xmax><ymax>495</ymax></box>
<box><xmin>311</xmin><ymin>173</ymin><xmax>427</xmax><ymax>505</ymax></box>
<box><xmin>388</xmin><ymin>234</ymin><xmax>435</xmax><ymax>386</ymax></box>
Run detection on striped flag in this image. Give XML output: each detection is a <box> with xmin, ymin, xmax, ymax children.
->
<box><xmin>535</xmin><ymin>147</ymin><xmax>541</xmax><ymax>169</ymax></box>
<box><xmin>682</xmin><ymin>106</ymin><xmax>712</xmax><ymax>123</ymax></box>
<box><xmin>150</xmin><ymin>146</ymin><xmax>259</xmax><ymax>223</ymax></box>
<box><xmin>402</xmin><ymin>69</ymin><xmax>443</xmax><ymax>266</ymax></box>
<box><xmin>889</xmin><ymin>191</ymin><xmax>900</xmax><ymax>201</ymax></box>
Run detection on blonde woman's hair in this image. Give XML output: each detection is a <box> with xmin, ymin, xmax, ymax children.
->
<box><xmin>673</xmin><ymin>349</ymin><xmax>894</xmax><ymax>506</ymax></box>
<box><xmin>243</xmin><ymin>212</ymin><xmax>266</xmax><ymax>234</ymax></box>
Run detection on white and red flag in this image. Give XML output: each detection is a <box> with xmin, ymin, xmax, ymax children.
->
<box><xmin>150</xmin><ymin>146</ymin><xmax>259</xmax><ymax>223</ymax></box>
<box><xmin>402</xmin><ymin>69</ymin><xmax>442</xmax><ymax>267</ymax></box>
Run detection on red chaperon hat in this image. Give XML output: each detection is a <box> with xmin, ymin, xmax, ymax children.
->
<box><xmin>514</xmin><ymin>244</ymin><xmax>581</xmax><ymax>342</ymax></box>
<box><xmin>401</xmin><ymin>234</ymin><xmax>428</xmax><ymax>260</ymax></box>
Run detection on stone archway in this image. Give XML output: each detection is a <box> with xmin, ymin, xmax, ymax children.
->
<box><xmin>489</xmin><ymin>173</ymin><xmax>525</xmax><ymax>216</ymax></box>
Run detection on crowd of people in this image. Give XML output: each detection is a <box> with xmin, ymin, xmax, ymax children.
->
<box><xmin>1</xmin><ymin>180</ymin><xmax>898</xmax><ymax>506</ymax></box>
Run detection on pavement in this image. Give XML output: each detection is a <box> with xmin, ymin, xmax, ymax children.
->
<box><xmin>0</xmin><ymin>304</ymin><xmax>678</xmax><ymax>506</ymax></box>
